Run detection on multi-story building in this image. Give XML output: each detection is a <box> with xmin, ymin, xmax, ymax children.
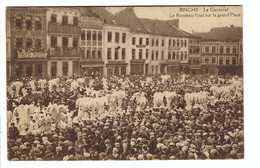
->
<box><xmin>8</xmin><ymin>7</ymin><xmax>48</xmax><ymax>77</ymax></box>
<box><xmin>188</xmin><ymin>36</ymin><xmax>201</xmax><ymax>75</ymax></box>
<box><xmin>80</xmin><ymin>15</ymin><xmax>104</xmax><ymax>76</ymax></box>
<box><xmin>6</xmin><ymin>10</ymin><xmax>11</xmax><ymax>78</ymax></box>
<box><xmin>46</xmin><ymin>8</ymin><xmax>81</xmax><ymax>77</ymax></box>
<box><xmin>194</xmin><ymin>25</ymin><xmax>242</xmax><ymax>75</ymax></box>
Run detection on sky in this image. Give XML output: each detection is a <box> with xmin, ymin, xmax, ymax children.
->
<box><xmin>106</xmin><ymin>6</ymin><xmax>243</xmax><ymax>33</ymax></box>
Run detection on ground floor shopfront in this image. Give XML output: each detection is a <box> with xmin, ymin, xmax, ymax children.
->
<box><xmin>12</xmin><ymin>59</ymin><xmax>47</xmax><ymax>77</ymax></box>
<box><xmin>47</xmin><ymin>59</ymin><xmax>80</xmax><ymax>77</ymax></box>
<box><xmin>179</xmin><ymin>63</ymin><xmax>189</xmax><ymax>74</ymax></box>
<box><xmin>218</xmin><ymin>66</ymin><xmax>238</xmax><ymax>75</ymax></box>
<box><xmin>106</xmin><ymin>61</ymin><xmax>127</xmax><ymax>76</ymax></box>
<box><xmin>130</xmin><ymin>59</ymin><xmax>146</xmax><ymax>75</ymax></box>
<box><xmin>189</xmin><ymin>67</ymin><xmax>202</xmax><ymax>75</ymax></box>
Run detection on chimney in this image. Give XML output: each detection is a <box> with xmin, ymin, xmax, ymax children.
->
<box><xmin>171</xmin><ymin>19</ymin><xmax>179</xmax><ymax>28</ymax></box>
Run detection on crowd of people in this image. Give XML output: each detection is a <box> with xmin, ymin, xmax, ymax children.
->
<box><xmin>7</xmin><ymin>74</ymin><xmax>244</xmax><ymax>160</ymax></box>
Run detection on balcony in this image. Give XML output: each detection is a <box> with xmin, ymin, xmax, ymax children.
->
<box><xmin>49</xmin><ymin>48</ymin><xmax>82</xmax><ymax>58</ymax></box>
<box><xmin>48</xmin><ymin>22</ymin><xmax>81</xmax><ymax>34</ymax></box>
<box><xmin>17</xmin><ymin>51</ymin><xmax>47</xmax><ymax>59</ymax></box>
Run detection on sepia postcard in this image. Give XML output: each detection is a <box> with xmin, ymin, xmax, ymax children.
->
<box><xmin>5</xmin><ymin>6</ymin><xmax>243</xmax><ymax>161</ymax></box>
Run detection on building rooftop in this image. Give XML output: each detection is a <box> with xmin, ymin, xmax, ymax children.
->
<box><xmin>193</xmin><ymin>25</ymin><xmax>242</xmax><ymax>42</ymax></box>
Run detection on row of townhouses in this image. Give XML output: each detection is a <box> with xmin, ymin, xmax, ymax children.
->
<box><xmin>6</xmin><ymin>7</ymin><xmax>243</xmax><ymax>78</ymax></box>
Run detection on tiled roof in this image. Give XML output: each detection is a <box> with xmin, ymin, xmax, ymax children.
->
<box><xmin>193</xmin><ymin>26</ymin><xmax>242</xmax><ymax>42</ymax></box>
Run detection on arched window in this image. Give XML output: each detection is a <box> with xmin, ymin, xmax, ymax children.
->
<box><xmin>15</xmin><ymin>15</ymin><xmax>23</xmax><ymax>30</ymax></box>
<box><xmin>176</xmin><ymin>51</ymin><xmax>179</xmax><ymax>60</ymax></box>
<box><xmin>25</xmin><ymin>16</ymin><xmax>32</xmax><ymax>30</ymax></box>
<box><xmin>184</xmin><ymin>51</ymin><xmax>187</xmax><ymax>60</ymax></box>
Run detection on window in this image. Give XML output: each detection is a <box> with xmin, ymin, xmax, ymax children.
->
<box><xmin>177</xmin><ymin>39</ymin><xmax>180</xmax><ymax>47</ymax></box>
<box><xmin>232</xmin><ymin>57</ymin><xmax>236</xmax><ymax>65</ymax></box>
<box><xmin>226</xmin><ymin>46</ymin><xmax>230</xmax><ymax>53</ymax></box>
<box><xmin>177</xmin><ymin>51</ymin><xmax>179</xmax><ymax>60</ymax></box>
<box><xmin>92</xmin><ymin>48</ymin><xmax>96</xmax><ymax>59</ymax></box>
<box><xmin>107</xmin><ymin>48</ymin><xmax>111</xmax><ymax>60</ymax></box>
<box><xmin>219</xmin><ymin>57</ymin><xmax>223</xmax><ymax>65</ymax></box>
<box><xmin>26</xmin><ymin>16</ymin><xmax>32</xmax><ymax>30</ymax></box>
<box><xmin>196</xmin><ymin>47</ymin><xmax>200</xmax><ymax>54</ymax></box>
<box><xmin>161</xmin><ymin>51</ymin><xmax>164</xmax><ymax>60</ymax></box>
<box><xmin>132</xmin><ymin>49</ymin><xmax>136</xmax><ymax>59</ymax></box>
<box><xmin>107</xmin><ymin>32</ymin><xmax>112</xmax><ymax>42</ymax></box>
<box><xmin>73</xmin><ymin>38</ymin><xmax>78</xmax><ymax>48</ymax></box>
<box><xmin>98</xmin><ymin>31</ymin><xmax>102</xmax><ymax>42</ymax></box>
<box><xmin>168</xmin><ymin>52</ymin><xmax>171</xmax><ymax>60</ymax></box>
<box><xmin>184</xmin><ymin>40</ymin><xmax>187</xmax><ymax>47</ymax></box>
<box><xmin>51</xmin><ymin>36</ymin><xmax>57</xmax><ymax>48</ymax></box>
<box><xmin>35</xmin><ymin>39</ymin><xmax>41</xmax><ymax>50</ymax></box>
<box><xmin>180</xmin><ymin>51</ymin><xmax>183</xmax><ymax>61</ymax></box>
<box><xmin>168</xmin><ymin>39</ymin><xmax>171</xmax><ymax>47</ymax></box>
<box><xmin>139</xmin><ymin>49</ymin><xmax>142</xmax><ymax>59</ymax></box>
<box><xmin>122</xmin><ymin>48</ymin><xmax>126</xmax><ymax>60</ymax></box>
<box><xmin>184</xmin><ymin>51</ymin><xmax>187</xmax><ymax>60</ymax></box>
<box><xmin>232</xmin><ymin>46</ymin><xmax>237</xmax><ymax>53</ymax></box>
<box><xmin>83</xmin><ymin>31</ymin><xmax>89</xmax><ymax>41</ymax></box>
<box><xmin>139</xmin><ymin>38</ymin><xmax>143</xmax><ymax>45</ymax></box>
<box><xmin>151</xmin><ymin>66</ymin><xmax>154</xmax><ymax>74</ymax></box>
<box><xmin>122</xmin><ymin>33</ymin><xmax>126</xmax><ymax>43</ymax></box>
<box><xmin>172</xmin><ymin>51</ymin><xmax>175</xmax><ymax>60</ymax></box>
<box><xmin>98</xmin><ymin>48</ymin><xmax>102</xmax><ymax>59</ymax></box>
<box><xmin>205</xmin><ymin>46</ymin><xmax>210</xmax><ymax>53</ymax></box>
<box><xmin>181</xmin><ymin>40</ymin><xmax>183</xmax><ymax>47</ymax></box>
<box><xmin>73</xmin><ymin>17</ymin><xmax>78</xmax><ymax>26</ymax></box>
<box><xmin>15</xmin><ymin>15</ymin><xmax>23</xmax><ymax>30</ymax></box>
<box><xmin>26</xmin><ymin>39</ymin><xmax>32</xmax><ymax>49</ymax></box>
<box><xmin>189</xmin><ymin>48</ymin><xmax>193</xmax><ymax>54</ymax></box>
<box><xmin>51</xmin><ymin>62</ymin><xmax>57</xmax><ymax>77</ymax></box>
<box><xmin>63</xmin><ymin>62</ymin><xmax>68</xmax><ymax>76</ymax></box>
<box><xmin>132</xmin><ymin>37</ymin><xmax>136</xmax><ymax>45</ymax></box>
<box><xmin>162</xmin><ymin>40</ymin><xmax>164</xmax><ymax>47</ymax></box>
<box><xmin>115</xmin><ymin>48</ymin><xmax>119</xmax><ymax>60</ymax></box>
<box><xmin>212</xmin><ymin>57</ymin><xmax>216</xmax><ymax>64</ymax></box>
<box><xmin>62</xmin><ymin>15</ymin><xmax>68</xmax><ymax>25</ymax></box>
<box><xmin>152</xmin><ymin>51</ymin><xmax>154</xmax><ymax>60</ymax></box>
<box><xmin>81</xmin><ymin>31</ymin><xmax>85</xmax><ymax>40</ymax></box>
<box><xmin>87</xmin><ymin>48</ymin><xmax>91</xmax><ymax>59</ymax></box>
<box><xmin>205</xmin><ymin>57</ymin><xmax>209</xmax><ymax>63</ymax></box>
<box><xmin>226</xmin><ymin>57</ymin><xmax>230</xmax><ymax>65</ymax></box>
<box><xmin>146</xmin><ymin>49</ymin><xmax>149</xmax><ymax>59</ymax></box>
<box><xmin>155</xmin><ymin>51</ymin><xmax>158</xmax><ymax>60</ymax></box>
<box><xmin>212</xmin><ymin>46</ymin><xmax>216</xmax><ymax>53</ymax></box>
<box><xmin>156</xmin><ymin>39</ymin><xmax>159</xmax><ymax>46</ymax></box>
<box><xmin>35</xmin><ymin>17</ymin><xmax>41</xmax><ymax>31</ymax></box>
<box><xmin>16</xmin><ymin>38</ymin><xmax>23</xmax><ymax>49</ymax></box>
<box><xmin>92</xmin><ymin>31</ymin><xmax>97</xmax><ymax>41</ymax></box>
<box><xmin>114</xmin><ymin>32</ymin><xmax>119</xmax><ymax>43</ymax></box>
<box><xmin>220</xmin><ymin>46</ymin><xmax>224</xmax><ymax>53</ymax></box>
<box><xmin>146</xmin><ymin>38</ymin><xmax>149</xmax><ymax>45</ymax></box>
<box><xmin>62</xmin><ymin>37</ymin><xmax>68</xmax><ymax>48</ymax></box>
<box><xmin>152</xmin><ymin>39</ymin><xmax>155</xmax><ymax>46</ymax></box>
<box><xmin>51</xmin><ymin>14</ymin><xmax>57</xmax><ymax>23</ymax></box>
<box><xmin>173</xmin><ymin>39</ymin><xmax>176</xmax><ymax>47</ymax></box>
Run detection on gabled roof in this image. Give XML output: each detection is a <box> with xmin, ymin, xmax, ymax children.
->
<box><xmin>113</xmin><ymin>7</ymin><xmax>148</xmax><ymax>33</ymax></box>
<box><xmin>140</xmin><ymin>18</ymin><xmax>188</xmax><ymax>37</ymax></box>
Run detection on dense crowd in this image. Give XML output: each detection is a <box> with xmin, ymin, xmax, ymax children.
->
<box><xmin>7</xmin><ymin>74</ymin><xmax>244</xmax><ymax>160</ymax></box>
